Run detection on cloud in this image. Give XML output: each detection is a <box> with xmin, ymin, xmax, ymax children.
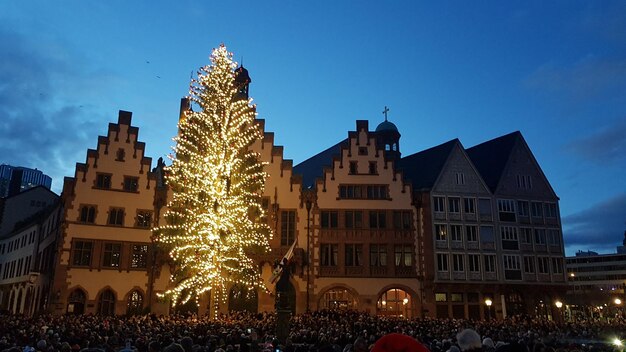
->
<box><xmin>524</xmin><ymin>56</ymin><xmax>626</xmax><ymax>102</ymax></box>
<box><xmin>562</xmin><ymin>193</ymin><xmax>626</xmax><ymax>254</ymax></box>
<box><xmin>564</xmin><ymin>119</ymin><xmax>626</xmax><ymax>164</ymax></box>
<box><xmin>0</xmin><ymin>26</ymin><xmax>106</xmax><ymax>193</ymax></box>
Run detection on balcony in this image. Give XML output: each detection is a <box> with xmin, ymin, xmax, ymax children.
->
<box><xmin>345</xmin><ymin>266</ymin><xmax>364</xmax><ymax>276</ymax></box>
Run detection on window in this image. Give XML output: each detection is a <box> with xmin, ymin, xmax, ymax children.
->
<box><xmin>131</xmin><ymin>244</ymin><xmax>148</xmax><ymax>268</ymax></box>
<box><xmin>435</xmin><ymin>293</ymin><xmax>447</xmax><ymax>302</ymax></box>
<box><xmin>321</xmin><ymin>211</ymin><xmax>338</xmax><ymax>229</ymax></box>
<box><xmin>358</xmin><ymin>147</ymin><xmax>368</xmax><ymax>155</ymax></box>
<box><xmin>123</xmin><ymin>176</ymin><xmax>139</xmax><ymax>192</ymax></box>
<box><xmin>551</xmin><ymin>257</ymin><xmax>563</xmax><ymax>274</ymax></box>
<box><xmin>126</xmin><ymin>290</ymin><xmax>143</xmax><ymax>315</ymax></box>
<box><xmin>466</xmin><ymin>225</ymin><xmax>478</xmax><ymax>242</ymax></box>
<box><xmin>349</xmin><ymin>161</ymin><xmax>358</xmax><ymax>175</ymax></box>
<box><xmin>544</xmin><ymin>203</ymin><xmax>557</xmax><ymax>218</ymax></box>
<box><xmin>537</xmin><ymin>257</ymin><xmax>550</xmax><ymax>274</ymax></box>
<box><xmin>517</xmin><ymin>200</ymin><xmax>529</xmax><ymax>217</ymax></box>
<box><xmin>478</xmin><ymin>198</ymin><xmax>492</xmax><ymax>217</ymax></box>
<box><xmin>497</xmin><ymin>199</ymin><xmax>516</xmax><ymax>222</ymax></box>
<box><xmin>450</xmin><ymin>225</ymin><xmax>463</xmax><ymax>242</ymax></box>
<box><xmin>98</xmin><ymin>289</ymin><xmax>116</xmax><ymax>316</ymax></box>
<box><xmin>102</xmin><ymin>243</ymin><xmax>121</xmax><ymax>268</ymax></box>
<box><xmin>72</xmin><ymin>241</ymin><xmax>93</xmax><ymax>266</ymax></box>
<box><xmin>547</xmin><ymin>229</ymin><xmax>560</xmax><ymax>245</ymax></box>
<box><xmin>503</xmin><ymin>255</ymin><xmax>522</xmax><ymax>280</ymax></box>
<box><xmin>524</xmin><ymin>257</ymin><xmax>535</xmax><ymax>273</ymax></box>
<box><xmin>368</xmin><ymin>162</ymin><xmax>377</xmax><ymax>175</ymax></box>
<box><xmin>433</xmin><ymin>197</ymin><xmax>445</xmax><ymax>213</ymax></box>
<box><xmin>501</xmin><ymin>226</ymin><xmax>519</xmax><ymax>250</ymax></box>
<box><xmin>394</xmin><ymin>244</ymin><xmax>412</xmax><ymax>267</ymax></box>
<box><xmin>448</xmin><ymin>197</ymin><xmax>461</xmax><ymax>214</ymax></box>
<box><xmin>339</xmin><ymin>185</ymin><xmax>388</xmax><ymax>199</ymax></box>
<box><xmin>531</xmin><ymin>202</ymin><xmax>543</xmax><ymax>218</ymax></box>
<box><xmin>455</xmin><ymin>172</ymin><xmax>465</xmax><ymax>185</ymax></box>
<box><xmin>517</xmin><ymin>175</ymin><xmax>532</xmax><ymax>189</ymax></box>
<box><xmin>136</xmin><ymin>211</ymin><xmax>152</xmax><ymax>228</ymax></box>
<box><xmin>435</xmin><ymin>224</ymin><xmax>447</xmax><ymax>241</ymax></box>
<box><xmin>453</xmin><ymin>254</ymin><xmax>464</xmax><ymax>272</ymax></box>
<box><xmin>345</xmin><ymin>211</ymin><xmax>363</xmax><ymax>229</ymax></box>
<box><xmin>392</xmin><ymin>211</ymin><xmax>412</xmax><ymax>230</ymax></box>
<box><xmin>464</xmin><ymin>198</ymin><xmax>475</xmax><ymax>214</ymax></box>
<box><xmin>280</xmin><ymin>210</ymin><xmax>296</xmax><ymax>246</ymax></box>
<box><xmin>369</xmin><ymin>211</ymin><xmax>386</xmax><ymax>229</ymax></box>
<box><xmin>451</xmin><ymin>293</ymin><xmax>464</xmax><ymax>302</ymax></box>
<box><xmin>345</xmin><ymin>244</ymin><xmax>362</xmax><ymax>266</ymax></box>
<box><xmin>436</xmin><ymin>253</ymin><xmax>448</xmax><ymax>271</ymax></box>
<box><xmin>520</xmin><ymin>228</ymin><xmax>532</xmax><ymax>244</ymax></box>
<box><xmin>534</xmin><ymin>229</ymin><xmax>546</xmax><ymax>245</ymax></box>
<box><xmin>366</xmin><ymin>185</ymin><xmax>387</xmax><ymax>199</ymax></box>
<box><xmin>320</xmin><ymin>244</ymin><xmax>338</xmax><ymax>266</ymax></box>
<box><xmin>79</xmin><ymin>205</ymin><xmax>96</xmax><ymax>223</ymax></box>
<box><xmin>483</xmin><ymin>255</ymin><xmax>496</xmax><ymax>273</ymax></box>
<box><xmin>370</xmin><ymin>244</ymin><xmax>387</xmax><ymax>266</ymax></box>
<box><xmin>468</xmin><ymin>254</ymin><xmax>480</xmax><ymax>272</ymax></box>
<box><xmin>95</xmin><ymin>173</ymin><xmax>112</xmax><ymax>189</ymax></box>
<box><xmin>116</xmin><ymin>148</ymin><xmax>126</xmax><ymax>161</ymax></box>
<box><xmin>108</xmin><ymin>208</ymin><xmax>124</xmax><ymax>226</ymax></box>
<box><xmin>480</xmin><ymin>226</ymin><xmax>494</xmax><ymax>243</ymax></box>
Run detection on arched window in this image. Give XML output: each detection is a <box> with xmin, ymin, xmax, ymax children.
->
<box><xmin>377</xmin><ymin>288</ymin><xmax>412</xmax><ymax>318</ymax></box>
<box><xmin>98</xmin><ymin>289</ymin><xmax>116</xmax><ymax>316</ymax></box>
<box><xmin>318</xmin><ymin>288</ymin><xmax>357</xmax><ymax>310</ymax></box>
<box><xmin>126</xmin><ymin>290</ymin><xmax>143</xmax><ymax>315</ymax></box>
<box><xmin>67</xmin><ymin>289</ymin><xmax>86</xmax><ymax>314</ymax></box>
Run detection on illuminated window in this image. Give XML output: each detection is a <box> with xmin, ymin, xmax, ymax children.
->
<box><xmin>131</xmin><ymin>244</ymin><xmax>148</xmax><ymax>268</ymax></box>
<box><xmin>136</xmin><ymin>211</ymin><xmax>152</xmax><ymax>228</ymax></box>
<box><xmin>102</xmin><ymin>243</ymin><xmax>121</xmax><ymax>268</ymax></box>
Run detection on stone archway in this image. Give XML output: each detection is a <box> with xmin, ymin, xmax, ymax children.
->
<box><xmin>67</xmin><ymin>289</ymin><xmax>86</xmax><ymax>315</ymax></box>
<box><xmin>318</xmin><ymin>286</ymin><xmax>358</xmax><ymax>310</ymax></box>
<box><xmin>377</xmin><ymin>288</ymin><xmax>413</xmax><ymax>318</ymax></box>
<box><xmin>97</xmin><ymin>289</ymin><xmax>116</xmax><ymax>316</ymax></box>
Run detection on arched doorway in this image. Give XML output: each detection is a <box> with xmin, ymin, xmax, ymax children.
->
<box><xmin>377</xmin><ymin>288</ymin><xmax>412</xmax><ymax>318</ymax></box>
<box><xmin>97</xmin><ymin>289</ymin><xmax>116</xmax><ymax>315</ymax></box>
<box><xmin>318</xmin><ymin>287</ymin><xmax>357</xmax><ymax>310</ymax></box>
<box><xmin>126</xmin><ymin>290</ymin><xmax>144</xmax><ymax>315</ymax></box>
<box><xmin>67</xmin><ymin>289</ymin><xmax>86</xmax><ymax>314</ymax></box>
<box><xmin>228</xmin><ymin>285</ymin><xmax>258</xmax><ymax>313</ymax></box>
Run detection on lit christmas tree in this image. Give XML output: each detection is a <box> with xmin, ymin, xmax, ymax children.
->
<box><xmin>155</xmin><ymin>44</ymin><xmax>271</xmax><ymax>315</ymax></box>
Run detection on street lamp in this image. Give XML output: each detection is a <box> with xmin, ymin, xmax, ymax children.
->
<box><xmin>555</xmin><ymin>300</ymin><xmax>563</xmax><ymax>308</ymax></box>
<box><xmin>485</xmin><ymin>298</ymin><xmax>493</xmax><ymax>320</ymax></box>
<box><xmin>614</xmin><ymin>298</ymin><xmax>622</xmax><ymax>305</ymax></box>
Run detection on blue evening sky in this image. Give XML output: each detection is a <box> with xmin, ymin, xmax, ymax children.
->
<box><xmin>1</xmin><ymin>1</ymin><xmax>625</xmax><ymax>255</ymax></box>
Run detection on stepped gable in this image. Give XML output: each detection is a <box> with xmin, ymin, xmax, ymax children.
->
<box><xmin>254</xmin><ymin>119</ymin><xmax>299</xmax><ymax>189</ymax></box>
<box><xmin>466</xmin><ymin>131</ymin><xmax>520</xmax><ymax>193</ymax></box>
<box><xmin>63</xmin><ymin>110</ymin><xmax>156</xmax><ymax>196</ymax></box>
<box><xmin>398</xmin><ymin>139</ymin><xmax>459</xmax><ymax>191</ymax></box>
<box><xmin>293</xmin><ymin>139</ymin><xmax>349</xmax><ymax>189</ymax></box>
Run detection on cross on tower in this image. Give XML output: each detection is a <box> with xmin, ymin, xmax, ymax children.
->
<box><xmin>382</xmin><ymin>106</ymin><xmax>390</xmax><ymax>121</ymax></box>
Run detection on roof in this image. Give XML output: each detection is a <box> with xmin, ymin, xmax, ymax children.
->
<box><xmin>466</xmin><ymin>131</ymin><xmax>521</xmax><ymax>193</ymax></box>
<box><xmin>293</xmin><ymin>139</ymin><xmax>348</xmax><ymax>188</ymax></box>
<box><xmin>375</xmin><ymin>120</ymin><xmax>398</xmax><ymax>133</ymax></box>
<box><xmin>398</xmin><ymin>139</ymin><xmax>459</xmax><ymax>191</ymax></box>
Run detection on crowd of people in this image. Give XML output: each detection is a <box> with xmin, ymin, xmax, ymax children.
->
<box><xmin>0</xmin><ymin>310</ymin><xmax>624</xmax><ymax>352</ymax></box>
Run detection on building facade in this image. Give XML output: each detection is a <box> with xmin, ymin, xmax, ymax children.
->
<box><xmin>0</xmin><ymin>164</ymin><xmax>52</xmax><ymax>198</ymax></box>
<box><xmin>31</xmin><ymin>68</ymin><xmax>566</xmax><ymax>318</ymax></box>
<box><xmin>49</xmin><ymin>111</ymin><xmax>170</xmax><ymax>316</ymax></box>
<box><xmin>566</xmin><ymin>236</ymin><xmax>626</xmax><ymax>319</ymax></box>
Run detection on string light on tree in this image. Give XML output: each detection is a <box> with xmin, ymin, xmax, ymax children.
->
<box><xmin>154</xmin><ymin>44</ymin><xmax>272</xmax><ymax>317</ymax></box>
